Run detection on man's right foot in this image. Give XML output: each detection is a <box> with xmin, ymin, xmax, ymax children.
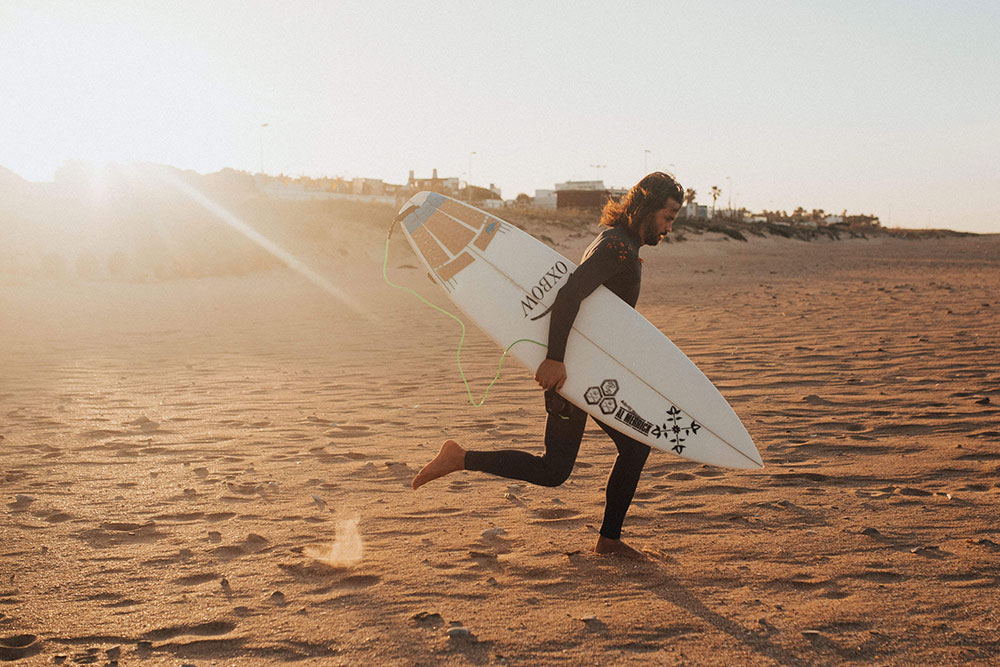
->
<box><xmin>411</xmin><ymin>440</ymin><xmax>467</xmax><ymax>490</ymax></box>
<box><xmin>594</xmin><ymin>535</ymin><xmax>648</xmax><ymax>560</ymax></box>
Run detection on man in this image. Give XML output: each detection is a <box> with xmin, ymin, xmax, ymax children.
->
<box><xmin>412</xmin><ymin>172</ymin><xmax>684</xmax><ymax>559</ymax></box>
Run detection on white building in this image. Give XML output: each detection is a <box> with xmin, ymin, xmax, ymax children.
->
<box><xmin>533</xmin><ymin>189</ymin><xmax>557</xmax><ymax>209</ymax></box>
<box><xmin>554</xmin><ymin>180</ymin><xmax>605</xmax><ymax>191</ymax></box>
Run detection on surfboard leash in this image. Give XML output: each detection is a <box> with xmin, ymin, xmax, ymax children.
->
<box><xmin>383</xmin><ymin>216</ymin><xmax>546</xmax><ymax>407</ymax></box>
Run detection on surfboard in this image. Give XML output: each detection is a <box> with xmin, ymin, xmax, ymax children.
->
<box><xmin>395</xmin><ymin>192</ymin><xmax>763</xmax><ymax>470</ymax></box>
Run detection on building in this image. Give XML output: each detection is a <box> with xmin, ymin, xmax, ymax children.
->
<box><xmin>550</xmin><ymin>180</ymin><xmax>628</xmax><ymax>209</ymax></box>
<box><xmin>679</xmin><ymin>203</ymin><xmax>709</xmax><ymax>219</ymax></box>
<box><xmin>556</xmin><ymin>189</ymin><xmax>612</xmax><ymax>209</ymax></box>
<box><xmin>351</xmin><ymin>178</ymin><xmax>385</xmax><ymax>196</ymax></box>
<box><xmin>554</xmin><ymin>180</ymin><xmax>606</xmax><ymax>191</ymax></box>
<box><xmin>254</xmin><ymin>174</ymin><xmax>401</xmax><ymax>204</ymax></box>
<box><xmin>533</xmin><ymin>189</ymin><xmax>557</xmax><ymax>209</ymax></box>
<box><xmin>407</xmin><ymin>169</ymin><xmax>460</xmax><ymax>195</ymax></box>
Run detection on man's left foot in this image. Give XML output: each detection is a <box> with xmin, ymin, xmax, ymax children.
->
<box><xmin>594</xmin><ymin>536</ymin><xmax>648</xmax><ymax>560</ymax></box>
<box><xmin>411</xmin><ymin>440</ymin><xmax>467</xmax><ymax>490</ymax></box>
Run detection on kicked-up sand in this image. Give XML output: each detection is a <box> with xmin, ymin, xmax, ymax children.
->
<box><xmin>2</xmin><ymin>220</ymin><xmax>999</xmax><ymax>665</ymax></box>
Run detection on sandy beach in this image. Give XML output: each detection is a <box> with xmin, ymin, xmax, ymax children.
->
<box><xmin>2</xmin><ymin>218</ymin><xmax>999</xmax><ymax>665</ymax></box>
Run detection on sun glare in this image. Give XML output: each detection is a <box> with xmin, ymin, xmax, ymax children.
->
<box><xmin>154</xmin><ymin>168</ymin><xmax>369</xmax><ymax>317</ymax></box>
<box><xmin>5</xmin><ymin>7</ymin><xmax>244</xmax><ymax>181</ymax></box>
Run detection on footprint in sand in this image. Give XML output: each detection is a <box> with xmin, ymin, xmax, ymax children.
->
<box><xmin>174</xmin><ymin>572</ymin><xmax>221</xmax><ymax>586</ymax></box>
<box><xmin>771</xmin><ymin>471</ymin><xmax>829</xmax><ymax>485</ymax></box>
<box><xmin>771</xmin><ymin>574</ymin><xmax>835</xmax><ymax>592</ymax></box>
<box><xmin>530</xmin><ymin>507</ymin><xmax>581</xmax><ymax>521</ymax></box>
<box><xmin>848</xmin><ymin>569</ymin><xmax>907</xmax><ymax>584</ymax></box>
<box><xmin>211</xmin><ymin>533</ymin><xmax>270</xmax><ymax>560</ymax></box>
<box><xmin>412</xmin><ymin>611</ymin><xmax>445</xmax><ymax>629</ymax></box>
<box><xmin>76</xmin><ymin>522</ymin><xmax>161</xmax><ymax>549</ymax></box>
<box><xmin>895</xmin><ymin>486</ymin><xmax>934</xmax><ymax>497</ymax></box>
<box><xmin>330</xmin><ymin>574</ymin><xmax>381</xmax><ymax>590</ymax></box>
<box><xmin>142</xmin><ymin>620</ymin><xmax>237</xmax><ymax>641</ymax></box>
<box><xmin>141</xmin><ymin>548</ymin><xmax>194</xmax><ymax>567</ymax></box>
<box><xmin>77</xmin><ymin>592</ymin><xmax>142</xmax><ymax>608</ymax></box>
<box><xmin>7</xmin><ymin>495</ymin><xmax>34</xmax><ymax>511</ymax></box>
<box><xmin>676</xmin><ymin>484</ymin><xmax>755</xmax><ymax>496</ymax></box>
<box><xmin>326</xmin><ymin>424</ymin><xmax>371</xmax><ymax>439</ymax></box>
<box><xmin>819</xmin><ymin>586</ymin><xmax>852</xmax><ymax>600</ymax></box>
<box><xmin>0</xmin><ymin>634</ymin><xmax>42</xmax><ymax>661</ymax></box>
<box><xmin>383</xmin><ymin>461</ymin><xmax>412</xmax><ymax>478</ymax></box>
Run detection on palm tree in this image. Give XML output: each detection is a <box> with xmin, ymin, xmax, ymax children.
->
<box><xmin>710</xmin><ymin>186</ymin><xmax>722</xmax><ymax>217</ymax></box>
<box><xmin>684</xmin><ymin>188</ymin><xmax>696</xmax><ymax>205</ymax></box>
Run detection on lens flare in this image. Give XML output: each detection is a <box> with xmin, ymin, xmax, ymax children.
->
<box><xmin>155</xmin><ymin>168</ymin><xmax>367</xmax><ymax>316</ymax></box>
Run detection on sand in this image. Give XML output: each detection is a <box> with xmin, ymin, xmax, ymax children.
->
<box><xmin>2</xmin><ymin>222</ymin><xmax>999</xmax><ymax>665</ymax></box>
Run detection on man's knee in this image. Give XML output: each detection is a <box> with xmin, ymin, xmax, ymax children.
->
<box><xmin>538</xmin><ymin>460</ymin><xmax>574</xmax><ymax>487</ymax></box>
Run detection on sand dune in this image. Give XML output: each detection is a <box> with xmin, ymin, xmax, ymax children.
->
<box><xmin>2</xmin><ymin>222</ymin><xmax>999</xmax><ymax>664</ymax></box>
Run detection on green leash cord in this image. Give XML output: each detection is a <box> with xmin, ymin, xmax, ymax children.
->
<box><xmin>382</xmin><ymin>220</ymin><xmax>547</xmax><ymax>407</ymax></box>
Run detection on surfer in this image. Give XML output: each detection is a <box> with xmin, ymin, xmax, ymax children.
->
<box><xmin>412</xmin><ymin>172</ymin><xmax>684</xmax><ymax>560</ymax></box>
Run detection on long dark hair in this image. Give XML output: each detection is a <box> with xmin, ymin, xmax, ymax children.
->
<box><xmin>600</xmin><ymin>172</ymin><xmax>683</xmax><ymax>234</ymax></box>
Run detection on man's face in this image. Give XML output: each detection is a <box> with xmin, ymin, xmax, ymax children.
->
<box><xmin>641</xmin><ymin>199</ymin><xmax>681</xmax><ymax>246</ymax></box>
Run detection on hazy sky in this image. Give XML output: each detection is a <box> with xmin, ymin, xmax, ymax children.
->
<box><xmin>2</xmin><ymin>1</ymin><xmax>998</xmax><ymax>232</ymax></box>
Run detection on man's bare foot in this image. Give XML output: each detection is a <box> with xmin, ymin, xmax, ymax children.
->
<box><xmin>411</xmin><ymin>440</ymin><xmax>467</xmax><ymax>490</ymax></box>
<box><xmin>594</xmin><ymin>536</ymin><xmax>648</xmax><ymax>560</ymax></box>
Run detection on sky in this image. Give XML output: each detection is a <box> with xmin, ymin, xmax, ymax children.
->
<box><xmin>1</xmin><ymin>0</ymin><xmax>998</xmax><ymax>232</ymax></box>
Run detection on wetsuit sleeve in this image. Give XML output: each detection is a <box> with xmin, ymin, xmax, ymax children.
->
<box><xmin>546</xmin><ymin>239</ymin><xmax>630</xmax><ymax>362</ymax></box>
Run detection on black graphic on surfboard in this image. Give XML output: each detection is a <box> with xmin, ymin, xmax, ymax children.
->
<box><xmin>586</xmin><ymin>378</ymin><xmax>701</xmax><ymax>454</ymax></box>
<box><xmin>653</xmin><ymin>406</ymin><xmax>702</xmax><ymax>454</ymax></box>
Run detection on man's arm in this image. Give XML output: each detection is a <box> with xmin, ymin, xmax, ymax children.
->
<box><xmin>545</xmin><ymin>240</ymin><xmax>626</xmax><ymax>363</ymax></box>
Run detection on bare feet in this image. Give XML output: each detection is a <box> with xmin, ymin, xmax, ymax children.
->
<box><xmin>411</xmin><ymin>440</ymin><xmax>467</xmax><ymax>490</ymax></box>
<box><xmin>594</xmin><ymin>536</ymin><xmax>647</xmax><ymax>560</ymax></box>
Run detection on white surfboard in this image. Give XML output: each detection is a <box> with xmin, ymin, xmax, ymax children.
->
<box><xmin>395</xmin><ymin>192</ymin><xmax>762</xmax><ymax>470</ymax></box>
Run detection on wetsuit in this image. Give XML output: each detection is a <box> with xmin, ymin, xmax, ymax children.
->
<box><xmin>465</xmin><ymin>226</ymin><xmax>651</xmax><ymax>540</ymax></box>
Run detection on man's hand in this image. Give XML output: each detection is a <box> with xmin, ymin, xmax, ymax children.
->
<box><xmin>535</xmin><ymin>359</ymin><xmax>567</xmax><ymax>392</ymax></box>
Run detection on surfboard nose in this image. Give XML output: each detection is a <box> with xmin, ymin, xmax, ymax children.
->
<box><xmin>404</xmin><ymin>190</ymin><xmax>433</xmax><ymax>210</ymax></box>
<box><xmin>399</xmin><ymin>191</ymin><xmax>449</xmax><ymax>233</ymax></box>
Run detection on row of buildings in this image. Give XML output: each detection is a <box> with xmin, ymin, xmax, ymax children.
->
<box><xmin>256</xmin><ymin>169</ymin><xmax>629</xmax><ymax>211</ymax></box>
<box><xmin>256</xmin><ymin>170</ymin><xmax>879</xmax><ymax>227</ymax></box>
<box><xmin>253</xmin><ymin>168</ymin><xmax>502</xmax><ymax>206</ymax></box>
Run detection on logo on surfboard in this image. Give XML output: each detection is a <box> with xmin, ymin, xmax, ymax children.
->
<box><xmin>520</xmin><ymin>261</ymin><xmax>569</xmax><ymax>320</ymax></box>
<box><xmin>585</xmin><ymin>378</ymin><xmax>701</xmax><ymax>454</ymax></box>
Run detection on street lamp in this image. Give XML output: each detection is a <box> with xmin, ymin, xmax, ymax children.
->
<box><xmin>589</xmin><ymin>164</ymin><xmax>607</xmax><ymax>188</ymax></box>
<box><xmin>726</xmin><ymin>176</ymin><xmax>732</xmax><ymax>217</ymax></box>
<box><xmin>468</xmin><ymin>151</ymin><xmax>477</xmax><ymax>201</ymax></box>
<box><xmin>259</xmin><ymin>123</ymin><xmax>269</xmax><ymax>175</ymax></box>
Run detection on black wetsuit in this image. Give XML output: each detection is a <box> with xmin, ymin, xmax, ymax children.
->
<box><xmin>465</xmin><ymin>226</ymin><xmax>651</xmax><ymax>540</ymax></box>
